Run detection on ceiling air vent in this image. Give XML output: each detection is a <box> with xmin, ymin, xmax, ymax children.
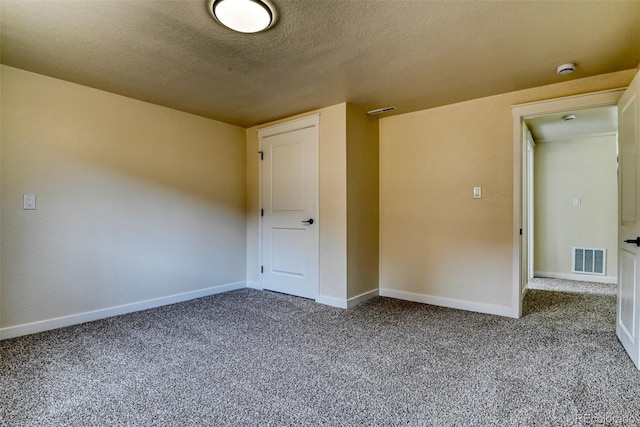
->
<box><xmin>573</xmin><ymin>247</ymin><xmax>606</xmax><ymax>275</ymax></box>
<box><xmin>367</xmin><ymin>106</ymin><xmax>397</xmax><ymax>116</ymax></box>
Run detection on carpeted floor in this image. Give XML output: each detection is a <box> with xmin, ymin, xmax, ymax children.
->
<box><xmin>528</xmin><ymin>277</ymin><xmax>617</xmax><ymax>296</ymax></box>
<box><xmin>1</xmin><ymin>283</ymin><xmax>639</xmax><ymax>426</ymax></box>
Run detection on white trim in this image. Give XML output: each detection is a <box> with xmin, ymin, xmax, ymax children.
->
<box><xmin>246</xmin><ymin>280</ymin><xmax>262</xmax><ymax>290</ymax></box>
<box><xmin>257</xmin><ymin>133</ymin><xmax>263</xmax><ymax>291</ymax></box>
<box><xmin>511</xmin><ymin>88</ymin><xmax>626</xmax><ymax>319</ymax></box>
<box><xmin>379</xmin><ymin>288</ymin><xmax>513</xmax><ymax>318</ymax></box>
<box><xmin>0</xmin><ymin>281</ymin><xmax>246</xmax><ymax>340</ymax></box>
<box><xmin>257</xmin><ymin>114</ymin><xmax>320</xmax><ymax>137</ymax></box>
<box><xmin>512</xmin><ymin>88</ymin><xmax>626</xmax><ymax>117</ymax></box>
<box><xmin>315</xmin><ymin>294</ymin><xmax>348</xmax><ymax>309</ymax></box>
<box><xmin>347</xmin><ymin>289</ymin><xmax>379</xmax><ymax>308</ymax></box>
<box><xmin>512</xmin><ymin>111</ymin><xmax>524</xmax><ymax>318</ymax></box>
<box><xmin>314</xmin><ymin>289</ymin><xmax>379</xmax><ymax>309</ymax></box>
<box><xmin>534</xmin><ymin>271</ymin><xmax>617</xmax><ymax>285</ymax></box>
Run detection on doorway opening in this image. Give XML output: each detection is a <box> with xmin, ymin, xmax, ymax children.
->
<box><xmin>511</xmin><ymin>89</ymin><xmax>625</xmax><ymax>317</ymax></box>
<box><xmin>525</xmin><ymin>105</ymin><xmax>618</xmax><ymax>293</ymax></box>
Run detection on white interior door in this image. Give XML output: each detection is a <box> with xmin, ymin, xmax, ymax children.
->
<box><xmin>260</xmin><ymin>115</ymin><xmax>319</xmax><ymax>299</ymax></box>
<box><xmin>617</xmin><ymin>70</ymin><xmax>640</xmax><ymax>369</ymax></box>
<box><xmin>520</xmin><ymin>125</ymin><xmax>535</xmax><ymax>293</ymax></box>
<box><xmin>523</xmin><ymin>127</ymin><xmax>535</xmax><ymax>286</ymax></box>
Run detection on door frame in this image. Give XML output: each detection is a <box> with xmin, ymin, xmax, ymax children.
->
<box><xmin>511</xmin><ymin>88</ymin><xmax>625</xmax><ymax>318</ymax></box>
<box><xmin>257</xmin><ymin>114</ymin><xmax>320</xmax><ymax>296</ymax></box>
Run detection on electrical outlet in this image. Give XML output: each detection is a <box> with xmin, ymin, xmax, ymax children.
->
<box><xmin>23</xmin><ymin>194</ymin><xmax>36</xmax><ymax>210</ymax></box>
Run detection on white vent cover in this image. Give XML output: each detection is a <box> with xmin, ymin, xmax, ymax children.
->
<box><xmin>572</xmin><ymin>247</ymin><xmax>606</xmax><ymax>275</ymax></box>
<box><xmin>366</xmin><ymin>106</ymin><xmax>397</xmax><ymax>116</ymax></box>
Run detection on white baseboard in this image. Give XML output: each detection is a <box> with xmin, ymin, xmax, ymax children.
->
<box><xmin>316</xmin><ymin>289</ymin><xmax>379</xmax><ymax>309</ymax></box>
<box><xmin>534</xmin><ymin>271</ymin><xmax>617</xmax><ymax>285</ymax></box>
<box><xmin>0</xmin><ymin>281</ymin><xmax>247</xmax><ymax>340</ymax></box>
<box><xmin>379</xmin><ymin>288</ymin><xmax>512</xmax><ymax>317</ymax></box>
<box><xmin>246</xmin><ymin>281</ymin><xmax>262</xmax><ymax>290</ymax></box>
<box><xmin>347</xmin><ymin>289</ymin><xmax>379</xmax><ymax>308</ymax></box>
<box><xmin>315</xmin><ymin>294</ymin><xmax>348</xmax><ymax>309</ymax></box>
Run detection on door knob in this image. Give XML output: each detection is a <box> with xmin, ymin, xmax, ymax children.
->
<box><xmin>301</xmin><ymin>218</ymin><xmax>314</xmax><ymax>225</ymax></box>
<box><xmin>624</xmin><ymin>237</ymin><xmax>640</xmax><ymax>247</ymax></box>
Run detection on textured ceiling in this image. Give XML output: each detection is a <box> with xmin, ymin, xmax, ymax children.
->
<box><xmin>1</xmin><ymin>0</ymin><xmax>639</xmax><ymax>127</ymax></box>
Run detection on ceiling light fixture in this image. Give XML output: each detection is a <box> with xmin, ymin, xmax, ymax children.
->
<box><xmin>556</xmin><ymin>63</ymin><xmax>576</xmax><ymax>75</ymax></box>
<box><xmin>210</xmin><ymin>0</ymin><xmax>278</xmax><ymax>33</ymax></box>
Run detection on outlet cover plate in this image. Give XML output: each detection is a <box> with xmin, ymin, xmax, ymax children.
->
<box><xmin>23</xmin><ymin>194</ymin><xmax>36</xmax><ymax>210</ymax></box>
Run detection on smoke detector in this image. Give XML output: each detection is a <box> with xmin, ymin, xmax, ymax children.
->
<box><xmin>557</xmin><ymin>63</ymin><xmax>576</xmax><ymax>75</ymax></box>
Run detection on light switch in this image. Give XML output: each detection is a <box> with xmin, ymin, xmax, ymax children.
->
<box><xmin>473</xmin><ymin>187</ymin><xmax>482</xmax><ymax>199</ymax></box>
<box><xmin>23</xmin><ymin>194</ymin><xmax>36</xmax><ymax>210</ymax></box>
<box><xmin>572</xmin><ymin>197</ymin><xmax>581</xmax><ymax>207</ymax></box>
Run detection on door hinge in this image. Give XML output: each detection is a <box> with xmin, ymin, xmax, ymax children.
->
<box><xmin>259</xmin><ymin>151</ymin><xmax>263</xmax><ymax>160</ymax></box>
<box><xmin>520</xmin><ymin>228</ymin><xmax>523</xmax><ymax>236</ymax></box>
<box><xmin>261</xmin><ymin>209</ymin><xmax>264</xmax><ymax>217</ymax></box>
<box><xmin>261</xmin><ymin>266</ymin><xmax>264</xmax><ymax>274</ymax></box>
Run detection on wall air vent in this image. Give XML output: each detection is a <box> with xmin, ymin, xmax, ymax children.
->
<box><xmin>367</xmin><ymin>106</ymin><xmax>397</xmax><ymax>116</ymax></box>
<box><xmin>572</xmin><ymin>247</ymin><xmax>606</xmax><ymax>275</ymax></box>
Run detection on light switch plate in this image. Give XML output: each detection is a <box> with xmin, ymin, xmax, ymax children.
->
<box><xmin>23</xmin><ymin>194</ymin><xmax>36</xmax><ymax>210</ymax></box>
<box><xmin>473</xmin><ymin>187</ymin><xmax>482</xmax><ymax>199</ymax></box>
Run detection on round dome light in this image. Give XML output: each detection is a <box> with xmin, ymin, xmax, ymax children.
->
<box><xmin>210</xmin><ymin>0</ymin><xmax>277</xmax><ymax>34</ymax></box>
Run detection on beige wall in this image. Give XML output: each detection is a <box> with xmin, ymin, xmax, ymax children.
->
<box><xmin>246</xmin><ymin>103</ymin><xmax>348</xmax><ymax>300</ymax></box>
<box><xmin>346</xmin><ymin>104</ymin><xmax>379</xmax><ymax>299</ymax></box>
<box><xmin>1</xmin><ymin>66</ymin><xmax>246</xmax><ymax>331</ymax></box>
<box><xmin>379</xmin><ymin>69</ymin><xmax>635</xmax><ymax>314</ymax></box>
<box><xmin>2</xmin><ymin>63</ymin><xmax>635</xmax><ymax>332</ymax></box>
<box><xmin>534</xmin><ymin>135</ymin><xmax>618</xmax><ymax>281</ymax></box>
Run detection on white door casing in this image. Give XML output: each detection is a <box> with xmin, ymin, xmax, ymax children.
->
<box><xmin>617</xmin><ymin>70</ymin><xmax>640</xmax><ymax>369</ymax></box>
<box><xmin>259</xmin><ymin>115</ymin><xmax>319</xmax><ymax>299</ymax></box>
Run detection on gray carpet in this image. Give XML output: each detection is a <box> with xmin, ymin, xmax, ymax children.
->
<box><xmin>1</xmin><ymin>285</ymin><xmax>639</xmax><ymax>426</ymax></box>
<box><xmin>528</xmin><ymin>277</ymin><xmax>617</xmax><ymax>296</ymax></box>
